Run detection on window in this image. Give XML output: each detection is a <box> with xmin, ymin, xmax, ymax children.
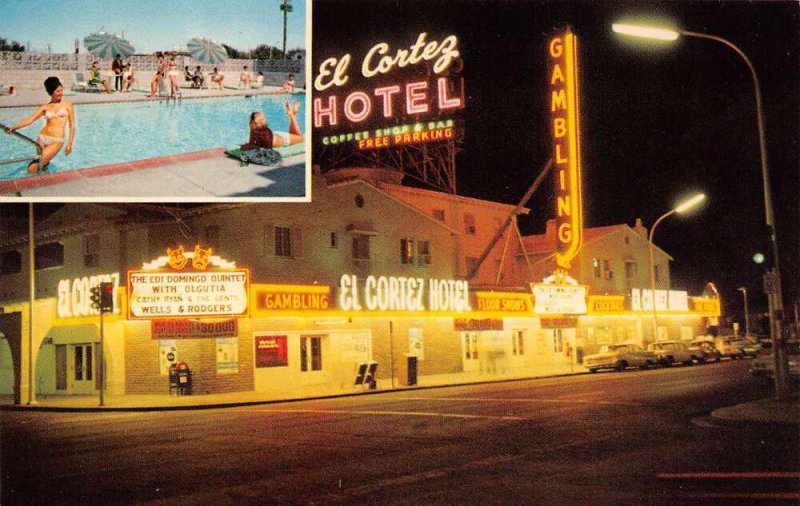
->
<box><xmin>463</xmin><ymin>332</ymin><xmax>479</xmax><ymax>360</ymax></box>
<box><xmin>355</xmin><ymin>194</ymin><xmax>365</xmax><ymax>208</ymax></box>
<box><xmin>464</xmin><ymin>213</ymin><xmax>476</xmax><ymax>235</ymax></box>
<box><xmin>330</xmin><ymin>232</ymin><xmax>338</xmax><ymax>249</ymax></box>
<box><xmin>512</xmin><ymin>329</ymin><xmax>525</xmax><ymax>356</ymax></box>
<box><xmin>352</xmin><ymin>235</ymin><xmax>370</xmax><ymax>260</ymax></box>
<box><xmin>553</xmin><ymin>330</ymin><xmax>564</xmax><ymax>353</ymax></box>
<box><xmin>593</xmin><ymin>258</ymin><xmax>601</xmax><ymax>278</ymax></box>
<box><xmin>0</xmin><ymin>250</ymin><xmax>22</xmax><ymax>275</ymax></box>
<box><xmin>654</xmin><ymin>265</ymin><xmax>661</xmax><ymax>283</ymax></box>
<box><xmin>432</xmin><ymin>209</ymin><xmax>445</xmax><ymax>222</ymax></box>
<box><xmin>275</xmin><ymin>226</ymin><xmax>292</xmax><ymax>257</ymax></box>
<box><xmin>602</xmin><ymin>259</ymin><xmax>613</xmax><ymax>280</ymax></box>
<box><xmin>34</xmin><ymin>242</ymin><xmax>64</xmax><ymax>270</ymax></box>
<box><xmin>300</xmin><ymin>336</ymin><xmax>322</xmax><ymax>372</ymax></box>
<box><xmin>625</xmin><ymin>261</ymin><xmax>637</xmax><ymax>280</ymax></box>
<box><xmin>401</xmin><ymin>239</ymin><xmax>432</xmax><ymax>266</ymax></box>
<box><xmin>84</xmin><ymin>234</ymin><xmax>100</xmax><ymax>268</ymax></box>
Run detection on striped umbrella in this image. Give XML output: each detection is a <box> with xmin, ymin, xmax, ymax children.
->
<box><xmin>187</xmin><ymin>37</ymin><xmax>228</xmax><ymax>64</ymax></box>
<box><xmin>83</xmin><ymin>32</ymin><xmax>135</xmax><ymax>58</ymax></box>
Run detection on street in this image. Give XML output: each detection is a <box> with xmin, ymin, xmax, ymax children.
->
<box><xmin>2</xmin><ymin>360</ymin><xmax>798</xmax><ymax>505</ymax></box>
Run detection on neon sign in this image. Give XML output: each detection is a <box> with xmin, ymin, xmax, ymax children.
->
<box><xmin>314</xmin><ymin>32</ymin><xmax>464</xmax><ymax>150</ymax></box>
<box><xmin>338</xmin><ymin>274</ymin><xmax>471</xmax><ymax>313</ymax></box>
<box><xmin>548</xmin><ymin>28</ymin><xmax>583</xmax><ymax>269</ymax></box>
<box><xmin>57</xmin><ymin>272</ymin><xmax>121</xmax><ymax>318</ymax></box>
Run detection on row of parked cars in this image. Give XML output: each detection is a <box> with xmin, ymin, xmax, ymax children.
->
<box><xmin>583</xmin><ymin>336</ymin><xmax>761</xmax><ymax>373</ymax></box>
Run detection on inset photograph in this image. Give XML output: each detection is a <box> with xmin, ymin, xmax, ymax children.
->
<box><xmin>0</xmin><ymin>0</ymin><xmax>308</xmax><ymax>200</ymax></box>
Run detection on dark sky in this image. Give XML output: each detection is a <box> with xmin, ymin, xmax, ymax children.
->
<box><xmin>312</xmin><ymin>0</ymin><xmax>799</xmax><ymax>316</ymax></box>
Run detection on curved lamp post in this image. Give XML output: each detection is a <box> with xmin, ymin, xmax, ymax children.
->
<box><xmin>613</xmin><ymin>22</ymin><xmax>788</xmax><ymax>399</ymax></box>
<box><xmin>648</xmin><ymin>193</ymin><xmax>706</xmax><ymax>342</ymax></box>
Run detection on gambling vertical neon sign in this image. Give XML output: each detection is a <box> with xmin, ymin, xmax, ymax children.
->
<box><xmin>549</xmin><ymin>28</ymin><xmax>583</xmax><ymax>269</ymax></box>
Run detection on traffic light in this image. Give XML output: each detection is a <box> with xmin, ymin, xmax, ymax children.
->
<box><xmin>751</xmin><ymin>224</ymin><xmax>775</xmax><ymax>271</ymax></box>
<box><xmin>100</xmin><ymin>282</ymin><xmax>114</xmax><ymax>312</ymax></box>
<box><xmin>89</xmin><ymin>285</ymin><xmax>101</xmax><ymax>311</ymax></box>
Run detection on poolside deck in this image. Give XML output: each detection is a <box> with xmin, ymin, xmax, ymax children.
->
<box><xmin>0</xmin><ymin>84</ymin><xmax>304</xmax><ymax>108</ymax></box>
<box><xmin>0</xmin><ymin>85</ymin><xmax>308</xmax><ymax>200</ymax></box>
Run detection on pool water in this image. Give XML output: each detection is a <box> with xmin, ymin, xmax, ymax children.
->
<box><xmin>0</xmin><ymin>95</ymin><xmax>305</xmax><ymax>181</ymax></box>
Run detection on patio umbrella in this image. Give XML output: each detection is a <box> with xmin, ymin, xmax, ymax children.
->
<box><xmin>186</xmin><ymin>37</ymin><xmax>228</xmax><ymax>65</ymax></box>
<box><xmin>83</xmin><ymin>31</ymin><xmax>135</xmax><ymax>58</ymax></box>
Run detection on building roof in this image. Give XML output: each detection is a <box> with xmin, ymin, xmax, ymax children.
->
<box><xmin>377</xmin><ymin>182</ymin><xmax>528</xmax><ymax>215</ymax></box>
<box><xmin>519</xmin><ymin>223</ymin><xmax>672</xmax><ymax>260</ymax></box>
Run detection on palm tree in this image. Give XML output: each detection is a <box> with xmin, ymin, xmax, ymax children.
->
<box><xmin>279</xmin><ymin>0</ymin><xmax>293</xmax><ymax>59</ymax></box>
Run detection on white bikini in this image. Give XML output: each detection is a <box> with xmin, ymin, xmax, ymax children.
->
<box><xmin>38</xmin><ymin>108</ymin><xmax>68</xmax><ymax>146</ymax></box>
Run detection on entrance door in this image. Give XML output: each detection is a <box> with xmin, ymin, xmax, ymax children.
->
<box><xmin>71</xmin><ymin>344</ymin><xmax>96</xmax><ymax>394</ymax></box>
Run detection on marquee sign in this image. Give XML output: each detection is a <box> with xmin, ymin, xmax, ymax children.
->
<box><xmin>587</xmin><ymin>295</ymin><xmax>626</xmax><ymax>314</ymax></box>
<box><xmin>314</xmin><ymin>32</ymin><xmax>464</xmax><ymax>151</ymax></box>
<box><xmin>338</xmin><ymin>274</ymin><xmax>471</xmax><ymax>313</ymax></box>
<box><xmin>127</xmin><ymin>245</ymin><xmax>249</xmax><ymax>320</ymax></box>
<box><xmin>531</xmin><ymin>273</ymin><xmax>587</xmax><ymax>315</ymax></box>
<box><xmin>548</xmin><ymin>28</ymin><xmax>583</xmax><ymax>269</ymax></box>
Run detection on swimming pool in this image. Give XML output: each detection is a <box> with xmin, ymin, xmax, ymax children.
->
<box><xmin>0</xmin><ymin>95</ymin><xmax>305</xmax><ymax>181</ymax></box>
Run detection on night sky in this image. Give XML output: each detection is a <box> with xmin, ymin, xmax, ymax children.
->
<box><xmin>312</xmin><ymin>0</ymin><xmax>799</xmax><ymax>317</ymax></box>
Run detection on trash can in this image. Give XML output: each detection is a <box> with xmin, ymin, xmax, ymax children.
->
<box><xmin>176</xmin><ymin>362</ymin><xmax>192</xmax><ymax>395</ymax></box>
<box><xmin>168</xmin><ymin>364</ymin><xmax>180</xmax><ymax>395</ymax></box>
<box><xmin>406</xmin><ymin>356</ymin><xmax>418</xmax><ymax>386</ymax></box>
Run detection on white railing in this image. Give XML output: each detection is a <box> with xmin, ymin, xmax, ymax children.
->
<box><xmin>0</xmin><ymin>52</ymin><xmax>302</xmax><ymax>74</ymax></box>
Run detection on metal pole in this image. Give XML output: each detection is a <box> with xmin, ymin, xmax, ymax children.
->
<box><xmin>99</xmin><ymin>309</ymin><xmax>104</xmax><ymax>406</ymax></box>
<box><xmin>27</xmin><ymin>203</ymin><xmax>35</xmax><ymax>405</ymax></box>
<box><xmin>648</xmin><ymin>210</ymin><xmax>675</xmax><ymax>342</ymax></box>
<box><xmin>680</xmin><ymin>30</ymin><xmax>788</xmax><ymax>400</ymax></box>
<box><xmin>738</xmin><ymin>287</ymin><xmax>750</xmax><ymax>339</ymax></box>
<box><xmin>389</xmin><ymin>320</ymin><xmax>395</xmax><ymax>389</ymax></box>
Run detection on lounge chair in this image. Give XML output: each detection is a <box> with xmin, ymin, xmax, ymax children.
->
<box><xmin>72</xmin><ymin>72</ymin><xmax>104</xmax><ymax>93</ymax></box>
<box><xmin>0</xmin><ymin>84</ymin><xmax>15</xmax><ymax>96</ymax></box>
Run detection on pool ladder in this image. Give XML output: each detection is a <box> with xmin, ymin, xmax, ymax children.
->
<box><xmin>0</xmin><ymin>122</ymin><xmax>42</xmax><ymax>173</ymax></box>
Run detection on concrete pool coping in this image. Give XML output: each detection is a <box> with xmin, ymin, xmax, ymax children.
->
<box><xmin>0</xmin><ymin>148</ymin><xmax>308</xmax><ymax>200</ymax></box>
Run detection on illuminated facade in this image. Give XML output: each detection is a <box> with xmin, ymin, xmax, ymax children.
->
<box><xmin>0</xmin><ymin>176</ymin><xmax>718</xmax><ymax>404</ymax></box>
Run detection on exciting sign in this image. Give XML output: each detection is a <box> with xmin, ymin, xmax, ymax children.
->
<box><xmin>338</xmin><ymin>274</ymin><xmax>471</xmax><ymax>313</ymax></box>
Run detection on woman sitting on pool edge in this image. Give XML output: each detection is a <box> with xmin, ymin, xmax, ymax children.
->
<box><xmin>4</xmin><ymin>76</ymin><xmax>75</xmax><ymax>173</ymax></box>
<box><xmin>241</xmin><ymin>101</ymin><xmax>303</xmax><ymax>150</ymax></box>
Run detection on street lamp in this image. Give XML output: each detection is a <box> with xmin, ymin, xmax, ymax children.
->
<box><xmin>737</xmin><ymin>286</ymin><xmax>750</xmax><ymax>339</ymax></box>
<box><xmin>648</xmin><ymin>193</ymin><xmax>706</xmax><ymax>342</ymax></box>
<box><xmin>612</xmin><ymin>21</ymin><xmax>789</xmax><ymax>399</ymax></box>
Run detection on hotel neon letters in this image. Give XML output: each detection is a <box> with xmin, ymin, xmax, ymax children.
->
<box><xmin>338</xmin><ymin>274</ymin><xmax>471</xmax><ymax>313</ymax></box>
<box><xmin>549</xmin><ymin>29</ymin><xmax>583</xmax><ymax>269</ymax></box>
<box><xmin>57</xmin><ymin>272</ymin><xmax>121</xmax><ymax>318</ymax></box>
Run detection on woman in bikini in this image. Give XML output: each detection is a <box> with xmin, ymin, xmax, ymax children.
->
<box><xmin>241</xmin><ymin>100</ymin><xmax>303</xmax><ymax>150</ymax></box>
<box><xmin>4</xmin><ymin>77</ymin><xmax>75</xmax><ymax>173</ymax></box>
<box><xmin>167</xmin><ymin>54</ymin><xmax>179</xmax><ymax>97</ymax></box>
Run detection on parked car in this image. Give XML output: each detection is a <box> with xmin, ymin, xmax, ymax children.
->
<box><xmin>738</xmin><ymin>338</ymin><xmax>762</xmax><ymax>358</ymax></box>
<box><xmin>715</xmin><ymin>336</ymin><xmax>746</xmax><ymax>359</ymax></box>
<box><xmin>647</xmin><ymin>341</ymin><xmax>695</xmax><ymax>366</ymax></box>
<box><xmin>584</xmin><ymin>344</ymin><xmax>659</xmax><ymax>373</ymax></box>
<box><xmin>749</xmin><ymin>340</ymin><xmax>800</xmax><ymax>389</ymax></box>
<box><xmin>688</xmin><ymin>337</ymin><xmax>722</xmax><ymax>363</ymax></box>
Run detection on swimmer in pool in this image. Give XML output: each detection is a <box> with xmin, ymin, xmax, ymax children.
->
<box><xmin>240</xmin><ymin>100</ymin><xmax>303</xmax><ymax>150</ymax></box>
<box><xmin>4</xmin><ymin>76</ymin><xmax>75</xmax><ymax>173</ymax></box>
